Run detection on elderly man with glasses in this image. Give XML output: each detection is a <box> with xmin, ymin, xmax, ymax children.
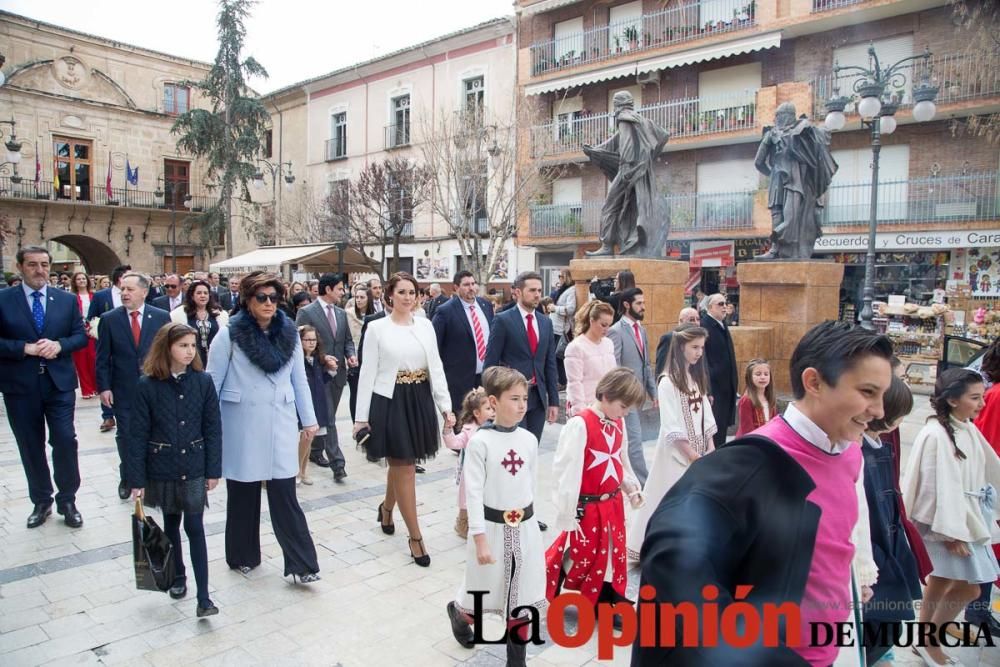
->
<box><xmin>701</xmin><ymin>293</ymin><xmax>738</xmax><ymax>448</ymax></box>
<box><xmin>151</xmin><ymin>275</ymin><xmax>184</xmax><ymax>313</ymax></box>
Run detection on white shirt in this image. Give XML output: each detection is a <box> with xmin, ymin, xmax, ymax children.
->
<box><xmin>126</xmin><ymin>304</ymin><xmax>146</xmax><ymax>331</ymax></box>
<box><xmin>461</xmin><ymin>298</ymin><xmax>491</xmax><ymax>374</ymax></box>
<box><xmin>111</xmin><ymin>285</ymin><xmax>122</xmax><ymax>309</ymax></box>
<box><xmin>169</xmin><ymin>295</ymin><xmax>182</xmax><ymax>311</ymax></box>
<box><xmin>22</xmin><ymin>283</ymin><xmax>48</xmax><ymax>315</ymax></box>
<box><xmin>783</xmin><ymin>402</ymin><xmax>852</xmax><ymax>455</ymax></box>
<box><xmin>516</xmin><ymin>304</ymin><xmax>539</xmax><ymax>342</ymax></box>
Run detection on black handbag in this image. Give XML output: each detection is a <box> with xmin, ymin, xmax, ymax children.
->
<box><xmin>132</xmin><ymin>499</ymin><xmax>176</xmax><ymax>592</ymax></box>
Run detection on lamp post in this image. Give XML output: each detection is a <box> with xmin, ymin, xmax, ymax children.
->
<box><xmin>825</xmin><ymin>44</ymin><xmax>938</xmax><ymax>330</ymax></box>
<box><xmin>154</xmin><ymin>178</ymin><xmax>193</xmax><ymax>273</ymax></box>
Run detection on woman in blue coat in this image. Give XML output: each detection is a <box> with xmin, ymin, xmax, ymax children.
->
<box><xmin>206</xmin><ymin>272</ymin><xmax>321</xmax><ymax>583</ymax></box>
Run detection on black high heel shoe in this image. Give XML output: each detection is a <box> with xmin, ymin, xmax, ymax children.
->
<box><xmin>408</xmin><ymin>536</ymin><xmax>430</xmax><ymax>567</ymax></box>
<box><xmin>376</xmin><ymin>502</ymin><xmax>395</xmax><ymax>535</ymax></box>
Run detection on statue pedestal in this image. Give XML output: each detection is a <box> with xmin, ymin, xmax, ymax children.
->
<box><xmin>736</xmin><ymin>261</ymin><xmax>844</xmax><ymax>395</ymax></box>
<box><xmin>569</xmin><ymin>258</ymin><xmax>689</xmax><ymax>365</ymax></box>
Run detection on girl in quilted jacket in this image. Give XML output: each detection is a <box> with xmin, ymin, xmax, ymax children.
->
<box><xmin>443</xmin><ymin>388</ymin><xmax>494</xmax><ymax>538</ymax></box>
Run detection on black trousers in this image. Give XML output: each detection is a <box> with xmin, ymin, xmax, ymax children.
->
<box><xmin>520</xmin><ymin>385</ymin><xmax>547</xmax><ymax>442</ymax></box>
<box><xmin>3</xmin><ymin>372</ymin><xmax>80</xmax><ymax>505</ymax></box>
<box><xmin>348</xmin><ymin>369</ymin><xmax>359</xmax><ymax>422</ymax></box>
<box><xmin>225</xmin><ymin>477</ymin><xmax>319</xmax><ymax>576</ymax></box>
<box><xmin>113</xmin><ymin>406</ymin><xmax>133</xmax><ymax>484</ymax></box>
<box><xmin>164</xmin><ymin>511</ymin><xmax>210</xmax><ymax>606</ymax></box>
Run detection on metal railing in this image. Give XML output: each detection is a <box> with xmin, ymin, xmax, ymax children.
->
<box><xmin>0</xmin><ymin>176</ymin><xmax>214</xmax><ymax>211</ymax></box>
<box><xmin>813</xmin><ymin>52</ymin><xmax>1000</xmax><ymax>119</ymax></box>
<box><xmin>812</xmin><ymin>0</ymin><xmax>867</xmax><ymax>12</ymax></box>
<box><xmin>821</xmin><ymin>173</ymin><xmax>999</xmax><ymax>226</ymax></box>
<box><xmin>385</xmin><ymin>123</ymin><xmax>411</xmax><ymax>150</ymax></box>
<box><xmin>528</xmin><ymin>190</ymin><xmax>756</xmax><ymax>237</ymax></box>
<box><xmin>530</xmin><ymin>0</ymin><xmax>756</xmax><ymax>76</ymax></box>
<box><xmin>531</xmin><ymin>91</ymin><xmax>758</xmax><ymax>158</ymax></box>
<box><xmin>326</xmin><ymin>137</ymin><xmax>347</xmax><ymax>161</ymax></box>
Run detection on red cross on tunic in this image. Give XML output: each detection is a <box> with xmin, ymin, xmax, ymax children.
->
<box><xmin>501</xmin><ymin>449</ymin><xmax>525</xmax><ymax>476</ymax></box>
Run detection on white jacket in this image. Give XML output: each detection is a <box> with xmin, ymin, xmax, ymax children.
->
<box><xmin>355</xmin><ymin>315</ymin><xmax>451</xmax><ymax>422</ymax></box>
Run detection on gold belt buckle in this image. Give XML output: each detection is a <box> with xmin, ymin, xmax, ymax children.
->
<box><xmin>503</xmin><ymin>508</ymin><xmax>524</xmax><ymax>527</ymax></box>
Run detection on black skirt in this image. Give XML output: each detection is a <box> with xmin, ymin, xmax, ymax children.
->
<box><xmin>364</xmin><ymin>380</ymin><xmax>439</xmax><ymax>464</ymax></box>
<box><xmin>143</xmin><ymin>478</ymin><xmax>208</xmax><ymax>515</ymax></box>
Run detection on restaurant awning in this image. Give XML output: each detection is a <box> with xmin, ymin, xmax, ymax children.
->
<box><xmin>209</xmin><ymin>244</ymin><xmax>376</xmax><ymax>274</ymax></box>
<box><xmin>525</xmin><ymin>31</ymin><xmax>782</xmax><ymax>96</ymax></box>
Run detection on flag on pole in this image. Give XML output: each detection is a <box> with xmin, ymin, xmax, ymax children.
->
<box><xmin>106</xmin><ymin>151</ymin><xmax>113</xmax><ymax>200</ymax></box>
<box><xmin>125</xmin><ymin>157</ymin><xmax>138</xmax><ymax>186</ymax></box>
<box><xmin>35</xmin><ymin>141</ymin><xmax>41</xmax><ymax>188</ymax></box>
<box><xmin>54</xmin><ymin>157</ymin><xmax>60</xmax><ymax>194</ymax></box>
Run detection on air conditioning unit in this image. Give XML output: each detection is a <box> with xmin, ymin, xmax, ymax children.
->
<box><xmin>636</xmin><ymin>70</ymin><xmax>660</xmax><ymax>87</ymax></box>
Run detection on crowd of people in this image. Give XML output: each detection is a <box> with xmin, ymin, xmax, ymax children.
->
<box><xmin>1</xmin><ymin>247</ymin><xmax>999</xmax><ymax>666</ymax></box>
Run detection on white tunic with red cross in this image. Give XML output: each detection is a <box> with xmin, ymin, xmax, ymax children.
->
<box><xmin>544</xmin><ymin>408</ymin><xmax>627</xmax><ymax>606</ymax></box>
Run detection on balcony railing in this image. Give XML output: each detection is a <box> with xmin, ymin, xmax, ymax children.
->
<box><xmin>530</xmin><ymin>0</ymin><xmax>756</xmax><ymax>76</ymax></box>
<box><xmin>385</xmin><ymin>123</ymin><xmax>411</xmax><ymax>150</ymax></box>
<box><xmin>0</xmin><ymin>176</ymin><xmax>214</xmax><ymax>211</ymax></box>
<box><xmin>326</xmin><ymin>137</ymin><xmax>347</xmax><ymax>161</ymax></box>
<box><xmin>531</xmin><ymin>91</ymin><xmax>757</xmax><ymax>158</ymax></box>
<box><xmin>822</xmin><ymin>173</ymin><xmax>999</xmax><ymax>226</ymax></box>
<box><xmin>813</xmin><ymin>52</ymin><xmax>1000</xmax><ymax>120</ymax></box>
<box><xmin>529</xmin><ymin>190</ymin><xmax>755</xmax><ymax>237</ymax></box>
<box><xmin>812</xmin><ymin>0</ymin><xmax>866</xmax><ymax>12</ymax></box>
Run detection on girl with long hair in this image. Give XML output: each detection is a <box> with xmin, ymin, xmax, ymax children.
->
<box><xmin>345</xmin><ymin>287</ymin><xmax>374</xmax><ymax>420</ymax></box>
<box><xmin>735</xmin><ymin>359</ymin><xmax>777</xmax><ymax>436</ymax></box>
<box><xmin>563</xmin><ymin>300</ymin><xmax>616</xmax><ymax>416</ymax></box>
<box><xmin>70</xmin><ymin>271</ymin><xmax>99</xmax><ymax>398</ymax></box>
<box><xmin>296</xmin><ymin>325</ymin><xmax>337</xmax><ymax>486</ymax></box>
<box><xmin>172</xmin><ymin>280</ymin><xmax>228</xmax><ymax>366</ymax></box>
<box><xmin>443</xmin><ymin>388</ymin><xmax>494</xmax><ymax>538</ymax></box>
<box><xmin>902</xmin><ymin>368</ymin><xmax>1000</xmax><ymax>666</ymax></box>
<box><xmin>627</xmin><ymin>324</ymin><xmax>716</xmax><ymax>561</ymax></box>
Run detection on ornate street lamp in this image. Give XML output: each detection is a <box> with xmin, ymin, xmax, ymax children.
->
<box><xmin>824</xmin><ymin>44</ymin><xmax>939</xmax><ymax>330</ymax></box>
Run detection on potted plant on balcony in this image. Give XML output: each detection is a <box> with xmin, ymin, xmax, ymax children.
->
<box><xmin>613</xmin><ymin>35</ymin><xmax>622</xmax><ymax>54</ymax></box>
<box><xmin>624</xmin><ymin>26</ymin><xmax>639</xmax><ymax>50</ymax></box>
<box><xmin>563</xmin><ymin>211</ymin><xmax>583</xmax><ymax>235</ymax></box>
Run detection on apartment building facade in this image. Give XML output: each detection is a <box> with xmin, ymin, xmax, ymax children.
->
<box><xmin>516</xmin><ymin>0</ymin><xmax>1000</xmax><ymax>304</ymax></box>
<box><xmin>0</xmin><ymin>11</ymin><xmax>231</xmax><ymax>276</ymax></box>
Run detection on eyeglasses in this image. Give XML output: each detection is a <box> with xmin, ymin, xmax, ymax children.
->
<box><xmin>165</xmin><ymin>284</ymin><xmax>180</xmax><ymax>289</ymax></box>
<box><xmin>254</xmin><ymin>293</ymin><xmax>280</xmax><ymax>303</ymax></box>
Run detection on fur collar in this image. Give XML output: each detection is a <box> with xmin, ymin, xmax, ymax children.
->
<box><xmin>229</xmin><ymin>310</ymin><xmax>298</xmax><ymax>374</ymax></box>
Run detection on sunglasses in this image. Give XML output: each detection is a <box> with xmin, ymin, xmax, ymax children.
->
<box><xmin>166</xmin><ymin>284</ymin><xmax>180</xmax><ymax>289</ymax></box>
<box><xmin>254</xmin><ymin>293</ymin><xmax>280</xmax><ymax>304</ymax></box>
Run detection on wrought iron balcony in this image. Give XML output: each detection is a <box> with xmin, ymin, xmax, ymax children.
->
<box><xmin>821</xmin><ymin>173</ymin><xmax>999</xmax><ymax>226</ymax></box>
<box><xmin>813</xmin><ymin>52</ymin><xmax>1000</xmax><ymax>120</ymax></box>
<box><xmin>812</xmin><ymin>0</ymin><xmax>867</xmax><ymax>12</ymax></box>
<box><xmin>529</xmin><ymin>190</ymin><xmax>755</xmax><ymax>238</ymax></box>
<box><xmin>530</xmin><ymin>0</ymin><xmax>756</xmax><ymax>77</ymax></box>
<box><xmin>325</xmin><ymin>137</ymin><xmax>347</xmax><ymax>161</ymax></box>
<box><xmin>0</xmin><ymin>176</ymin><xmax>214</xmax><ymax>211</ymax></box>
<box><xmin>531</xmin><ymin>91</ymin><xmax>758</xmax><ymax>158</ymax></box>
<box><xmin>385</xmin><ymin>123</ymin><xmax>411</xmax><ymax>150</ymax></box>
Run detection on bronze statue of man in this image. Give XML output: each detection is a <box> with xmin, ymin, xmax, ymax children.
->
<box><xmin>583</xmin><ymin>91</ymin><xmax>669</xmax><ymax>257</ymax></box>
<box><xmin>753</xmin><ymin>102</ymin><xmax>838</xmax><ymax>260</ymax></box>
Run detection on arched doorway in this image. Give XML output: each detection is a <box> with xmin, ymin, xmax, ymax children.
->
<box><xmin>49</xmin><ymin>235</ymin><xmax>123</xmax><ymax>275</ymax></box>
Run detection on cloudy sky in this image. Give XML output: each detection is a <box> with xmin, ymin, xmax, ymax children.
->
<box><xmin>4</xmin><ymin>0</ymin><xmax>515</xmax><ymax>92</ymax></box>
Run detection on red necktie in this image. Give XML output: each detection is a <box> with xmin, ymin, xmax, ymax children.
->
<box><xmin>633</xmin><ymin>321</ymin><xmax>644</xmax><ymax>358</ymax></box>
<box><xmin>526</xmin><ymin>313</ymin><xmax>538</xmax><ymax>356</ymax></box>
<box><xmin>470</xmin><ymin>305</ymin><xmax>486</xmax><ymax>361</ymax></box>
<box><xmin>130</xmin><ymin>311</ymin><xmax>141</xmax><ymax>347</ymax></box>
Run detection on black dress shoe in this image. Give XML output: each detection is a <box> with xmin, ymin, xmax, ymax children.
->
<box><xmin>169</xmin><ymin>580</ymin><xmax>188</xmax><ymax>599</ymax></box>
<box><xmin>117</xmin><ymin>480</ymin><xmax>130</xmax><ymax>500</ymax></box>
<box><xmin>309</xmin><ymin>455</ymin><xmax>331</xmax><ymax>468</ymax></box>
<box><xmin>538</xmin><ymin>521</ymin><xmax>548</xmax><ymax>532</ymax></box>
<box><xmin>447</xmin><ymin>601</ymin><xmax>475</xmax><ymax>649</ymax></box>
<box><xmin>196</xmin><ymin>601</ymin><xmax>219</xmax><ymax>617</ymax></box>
<box><xmin>57</xmin><ymin>502</ymin><xmax>83</xmax><ymax>528</ymax></box>
<box><xmin>415</xmin><ymin>465</ymin><xmax>426</xmax><ymax>474</ymax></box>
<box><xmin>27</xmin><ymin>503</ymin><xmax>53</xmax><ymax>529</ymax></box>
<box><xmin>333</xmin><ymin>468</ymin><xmax>347</xmax><ymax>483</ymax></box>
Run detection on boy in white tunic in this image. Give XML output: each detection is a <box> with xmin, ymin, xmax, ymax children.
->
<box><xmin>447</xmin><ymin>367</ymin><xmax>547</xmax><ymax>667</ymax></box>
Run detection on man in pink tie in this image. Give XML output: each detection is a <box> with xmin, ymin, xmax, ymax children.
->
<box><xmin>432</xmin><ymin>270</ymin><xmax>495</xmax><ymax>420</ymax></box>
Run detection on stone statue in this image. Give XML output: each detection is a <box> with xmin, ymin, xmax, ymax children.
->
<box><xmin>753</xmin><ymin>102</ymin><xmax>838</xmax><ymax>260</ymax></box>
<box><xmin>583</xmin><ymin>91</ymin><xmax>669</xmax><ymax>257</ymax></box>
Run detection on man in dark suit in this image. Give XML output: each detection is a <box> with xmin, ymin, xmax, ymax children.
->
<box><xmin>424</xmin><ymin>283</ymin><xmax>448</xmax><ymax>320</ymax></box>
<box><xmin>296</xmin><ymin>273</ymin><xmax>356</xmax><ymax>481</ymax></box>
<box><xmin>218</xmin><ymin>275</ymin><xmax>241</xmax><ymax>314</ymax></box>
<box><xmin>0</xmin><ymin>246</ymin><xmax>89</xmax><ymax>528</ymax></box>
<box><xmin>432</xmin><ymin>270</ymin><xmax>494</xmax><ymax>414</ymax></box>
<box><xmin>701</xmin><ymin>293</ymin><xmax>738</xmax><ymax>449</ymax></box>
<box><xmin>97</xmin><ymin>273</ymin><xmax>171</xmax><ymax>499</ymax></box>
<box><xmin>483</xmin><ymin>271</ymin><xmax>559</xmax><ymax>442</ymax></box>
<box><xmin>151</xmin><ymin>274</ymin><xmax>183</xmax><ymax>313</ymax></box>
<box><xmin>87</xmin><ymin>264</ymin><xmax>131</xmax><ymax>433</ymax></box>
<box><xmin>655</xmin><ymin>307</ymin><xmax>702</xmax><ymax>378</ymax></box>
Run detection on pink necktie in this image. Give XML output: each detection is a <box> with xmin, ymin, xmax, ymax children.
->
<box><xmin>633</xmin><ymin>322</ymin><xmax>644</xmax><ymax>357</ymax></box>
<box><xmin>326</xmin><ymin>305</ymin><xmax>338</xmax><ymax>338</ymax></box>
<box><xmin>470</xmin><ymin>305</ymin><xmax>486</xmax><ymax>361</ymax></box>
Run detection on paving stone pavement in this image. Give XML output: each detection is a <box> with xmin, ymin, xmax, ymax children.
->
<box><xmin>0</xmin><ymin>391</ymin><xmax>997</xmax><ymax>666</ymax></box>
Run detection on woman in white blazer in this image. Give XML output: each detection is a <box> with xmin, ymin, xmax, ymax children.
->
<box><xmin>354</xmin><ymin>272</ymin><xmax>455</xmax><ymax>567</ymax></box>
<box><xmin>206</xmin><ymin>273</ymin><xmax>321</xmax><ymax>583</ymax></box>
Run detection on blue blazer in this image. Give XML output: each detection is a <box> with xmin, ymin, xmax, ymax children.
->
<box><xmin>0</xmin><ymin>286</ymin><xmax>88</xmax><ymax>394</ymax></box>
<box><xmin>432</xmin><ymin>295</ymin><xmax>494</xmax><ymax>410</ymax></box>
<box><xmin>483</xmin><ymin>306</ymin><xmax>559</xmax><ymax>409</ymax></box>
<box><xmin>86</xmin><ymin>288</ymin><xmax>116</xmax><ymax>321</ymax></box>
<box><xmin>96</xmin><ymin>306</ymin><xmax>171</xmax><ymax>409</ymax></box>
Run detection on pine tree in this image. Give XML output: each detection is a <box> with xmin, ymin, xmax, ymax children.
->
<box><xmin>172</xmin><ymin>0</ymin><xmax>270</xmax><ymax>255</ymax></box>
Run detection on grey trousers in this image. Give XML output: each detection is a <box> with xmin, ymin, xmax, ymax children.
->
<box><xmin>624</xmin><ymin>410</ymin><xmax>648</xmax><ymax>486</ymax></box>
<box><xmin>311</xmin><ymin>380</ymin><xmax>346</xmax><ymax>471</ymax></box>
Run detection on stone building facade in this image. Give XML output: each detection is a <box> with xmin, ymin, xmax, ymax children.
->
<box><xmin>0</xmin><ymin>11</ymin><xmax>246</xmax><ymax>276</ymax></box>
